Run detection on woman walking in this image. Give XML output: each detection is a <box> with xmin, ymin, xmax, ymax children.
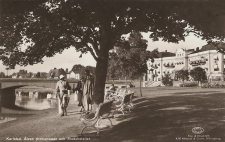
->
<box><xmin>75</xmin><ymin>77</ymin><xmax>84</xmax><ymax>112</ymax></box>
<box><xmin>82</xmin><ymin>70</ymin><xmax>94</xmax><ymax>112</ymax></box>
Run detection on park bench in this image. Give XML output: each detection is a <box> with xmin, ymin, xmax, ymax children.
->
<box><xmin>113</xmin><ymin>92</ymin><xmax>134</xmax><ymax>116</ymax></box>
<box><xmin>78</xmin><ymin>100</ymin><xmax>114</xmax><ymax>135</ymax></box>
<box><xmin>106</xmin><ymin>88</ymin><xmax>127</xmax><ymax>102</ymax></box>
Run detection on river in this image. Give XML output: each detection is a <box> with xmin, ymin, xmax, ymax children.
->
<box><xmin>0</xmin><ymin>87</ymin><xmax>58</xmax><ymax>124</ymax></box>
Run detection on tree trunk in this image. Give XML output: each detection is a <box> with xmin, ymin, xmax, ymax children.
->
<box><xmin>140</xmin><ymin>78</ymin><xmax>142</xmax><ymax>97</ymax></box>
<box><xmin>0</xmin><ymin>83</ymin><xmax>1</xmax><ymax>114</ymax></box>
<box><xmin>125</xmin><ymin>76</ymin><xmax>127</xmax><ymax>91</ymax></box>
<box><xmin>93</xmin><ymin>45</ymin><xmax>111</xmax><ymax>105</ymax></box>
<box><xmin>93</xmin><ymin>56</ymin><xmax>109</xmax><ymax>105</ymax></box>
<box><xmin>92</xmin><ymin>15</ymin><xmax>116</xmax><ymax>107</ymax></box>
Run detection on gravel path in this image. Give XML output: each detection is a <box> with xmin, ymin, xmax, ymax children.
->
<box><xmin>0</xmin><ymin>95</ymin><xmax>96</xmax><ymax>142</ymax></box>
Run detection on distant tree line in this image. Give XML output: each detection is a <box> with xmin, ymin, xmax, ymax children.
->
<box><xmin>0</xmin><ymin>65</ymin><xmax>96</xmax><ymax>79</ymax></box>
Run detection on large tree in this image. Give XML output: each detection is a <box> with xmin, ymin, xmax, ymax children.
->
<box><xmin>175</xmin><ymin>69</ymin><xmax>189</xmax><ymax>85</ymax></box>
<box><xmin>108</xmin><ymin>31</ymin><xmax>157</xmax><ymax>97</ymax></box>
<box><xmin>190</xmin><ymin>67</ymin><xmax>207</xmax><ymax>86</ymax></box>
<box><xmin>114</xmin><ymin>32</ymin><xmax>149</xmax><ymax>80</ymax></box>
<box><xmin>1</xmin><ymin>0</ymin><xmax>225</xmax><ymax>105</ymax></box>
<box><xmin>71</xmin><ymin>64</ymin><xmax>86</xmax><ymax>77</ymax></box>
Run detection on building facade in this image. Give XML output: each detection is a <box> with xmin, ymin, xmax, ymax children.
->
<box><xmin>66</xmin><ymin>71</ymin><xmax>80</xmax><ymax>79</ymax></box>
<box><xmin>146</xmin><ymin>44</ymin><xmax>225</xmax><ymax>82</ymax></box>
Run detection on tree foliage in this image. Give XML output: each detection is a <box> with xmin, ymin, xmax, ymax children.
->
<box><xmin>190</xmin><ymin>67</ymin><xmax>207</xmax><ymax>84</ymax></box>
<box><xmin>108</xmin><ymin>31</ymin><xmax>156</xmax><ymax>80</ymax></box>
<box><xmin>1</xmin><ymin>0</ymin><xmax>225</xmax><ymax>104</ymax></box>
<box><xmin>71</xmin><ymin>64</ymin><xmax>86</xmax><ymax>77</ymax></box>
<box><xmin>175</xmin><ymin>69</ymin><xmax>189</xmax><ymax>83</ymax></box>
<box><xmin>71</xmin><ymin>64</ymin><xmax>96</xmax><ymax>78</ymax></box>
<box><xmin>0</xmin><ymin>72</ymin><xmax>5</xmax><ymax>78</ymax></box>
<box><xmin>36</xmin><ymin>72</ymin><xmax>41</xmax><ymax>78</ymax></box>
<box><xmin>162</xmin><ymin>74</ymin><xmax>173</xmax><ymax>86</ymax></box>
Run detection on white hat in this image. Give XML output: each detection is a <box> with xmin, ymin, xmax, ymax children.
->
<box><xmin>59</xmin><ymin>75</ymin><xmax>65</xmax><ymax>79</ymax></box>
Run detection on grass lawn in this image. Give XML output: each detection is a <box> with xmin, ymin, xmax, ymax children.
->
<box><xmin>98</xmin><ymin>86</ymin><xmax>225</xmax><ymax>142</ymax></box>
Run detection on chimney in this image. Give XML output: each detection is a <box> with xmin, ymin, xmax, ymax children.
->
<box><xmin>165</xmin><ymin>50</ymin><xmax>167</xmax><ymax>52</ymax></box>
<box><xmin>66</xmin><ymin>68</ymin><xmax>68</xmax><ymax>73</ymax></box>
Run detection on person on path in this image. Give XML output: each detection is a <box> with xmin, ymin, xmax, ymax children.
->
<box><xmin>74</xmin><ymin>77</ymin><xmax>84</xmax><ymax>112</ymax></box>
<box><xmin>55</xmin><ymin>75</ymin><xmax>71</xmax><ymax>117</ymax></box>
<box><xmin>82</xmin><ymin>70</ymin><xmax>94</xmax><ymax>112</ymax></box>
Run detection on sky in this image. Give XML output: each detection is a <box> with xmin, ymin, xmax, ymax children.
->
<box><xmin>0</xmin><ymin>33</ymin><xmax>208</xmax><ymax>75</ymax></box>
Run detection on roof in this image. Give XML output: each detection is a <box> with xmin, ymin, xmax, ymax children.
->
<box><xmin>156</xmin><ymin>51</ymin><xmax>175</xmax><ymax>58</ymax></box>
<box><xmin>12</xmin><ymin>73</ymin><xmax>17</xmax><ymax>76</ymax></box>
<box><xmin>68</xmin><ymin>70</ymin><xmax>80</xmax><ymax>74</ymax></box>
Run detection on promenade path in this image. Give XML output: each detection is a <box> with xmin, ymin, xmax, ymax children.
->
<box><xmin>0</xmin><ymin>87</ymin><xmax>225</xmax><ymax>142</ymax></box>
<box><xmin>0</xmin><ymin>94</ymin><xmax>123</xmax><ymax>142</ymax></box>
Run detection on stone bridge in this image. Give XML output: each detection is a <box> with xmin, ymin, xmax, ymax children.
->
<box><xmin>0</xmin><ymin>78</ymin><xmax>78</xmax><ymax>89</ymax></box>
<box><xmin>0</xmin><ymin>79</ymin><xmax>78</xmax><ymax>108</ymax></box>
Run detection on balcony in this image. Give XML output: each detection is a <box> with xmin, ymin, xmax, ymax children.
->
<box><xmin>164</xmin><ymin>63</ymin><xmax>175</xmax><ymax>68</ymax></box>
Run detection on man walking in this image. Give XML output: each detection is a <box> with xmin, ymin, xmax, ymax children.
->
<box><xmin>55</xmin><ymin>75</ymin><xmax>71</xmax><ymax>116</ymax></box>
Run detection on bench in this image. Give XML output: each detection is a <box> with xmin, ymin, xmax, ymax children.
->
<box><xmin>113</xmin><ymin>92</ymin><xmax>134</xmax><ymax>116</ymax></box>
<box><xmin>78</xmin><ymin>100</ymin><xmax>114</xmax><ymax>135</ymax></box>
<box><xmin>106</xmin><ymin>89</ymin><xmax>127</xmax><ymax>102</ymax></box>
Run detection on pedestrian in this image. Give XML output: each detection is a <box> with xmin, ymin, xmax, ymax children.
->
<box><xmin>55</xmin><ymin>75</ymin><xmax>71</xmax><ymax>117</ymax></box>
<box><xmin>82</xmin><ymin>70</ymin><xmax>94</xmax><ymax>112</ymax></box>
<box><xmin>105</xmin><ymin>83</ymin><xmax>116</xmax><ymax>99</ymax></box>
<box><xmin>74</xmin><ymin>77</ymin><xmax>84</xmax><ymax>112</ymax></box>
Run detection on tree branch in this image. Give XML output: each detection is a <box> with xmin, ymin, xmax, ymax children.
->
<box><xmin>89</xmin><ymin>27</ymin><xmax>100</xmax><ymax>56</ymax></box>
<box><xmin>86</xmin><ymin>44</ymin><xmax>98</xmax><ymax>61</ymax></box>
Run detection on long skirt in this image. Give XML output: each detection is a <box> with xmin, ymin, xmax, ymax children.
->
<box><xmin>82</xmin><ymin>94</ymin><xmax>92</xmax><ymax>111</ymax></box>
<box><xmin>77</xmin><ymin>91</ymin><xmax>83</xmax><ymax>107</ymax></box>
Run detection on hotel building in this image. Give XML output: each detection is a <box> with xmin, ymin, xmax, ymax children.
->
<box><xmin>146</xmin><ymin>42</ymin><xmax>225</xmax><ymax>82</ymax></box>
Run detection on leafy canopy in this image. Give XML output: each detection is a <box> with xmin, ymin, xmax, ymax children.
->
<box><xmin>190</xmin><ymin>67</ymin><xmax>207</xmax><ymax>83</ymax></box>
<box><xmin>1</xmin><ymin>0</ymin><xmax>225</xmax><ymax>69</ymax></box>
<box><xmin>175</xmin><ymin>69</ymin><xmax>189</xmax><ymax>82</ymax></box>
<box><xmin>108</xmin><ymin>31</ymin><xmax>150</xmax><ymax>80</ymax></box>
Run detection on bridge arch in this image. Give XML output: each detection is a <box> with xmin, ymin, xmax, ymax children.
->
<box><xmin>0</xmin><ymin>79</ymin><xmax>78</xmax><ymax>109</ymax></box>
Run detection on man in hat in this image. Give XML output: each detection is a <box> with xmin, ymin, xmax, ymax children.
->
<box><xmin>55</xmin><ymin>74</ymin><xmax>71</xmax><ymax>116</ymax></box>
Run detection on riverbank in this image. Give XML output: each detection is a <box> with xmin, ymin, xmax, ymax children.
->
<box><xmin>1</xmin><ymin>87</ymin><xmax>225</xmax><ymax>142</ymax></box>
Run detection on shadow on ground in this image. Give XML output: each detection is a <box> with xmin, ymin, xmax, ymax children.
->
<box><xmin>82</xmin><ymin>92</ymin><xmax>225</xmax><ymax>142</ymax></box>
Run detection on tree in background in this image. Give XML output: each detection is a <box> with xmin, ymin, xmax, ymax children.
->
<box><xmin>1</xmin><ymin>1</ymin><xmax>225</xmax><ymax>104</ymax></box>
<box><xmin>71</xmin><ymin>64</ymin><xmax>96</xmax><ymax>79</ymax></box>
<box><xmin>38</xmin><ymin>72</ymin><xmax>48</xmax><ymax>78</ymax></box>
<box><xmin>0</xmin><ymin>72</ymin><xmax>5</xmax><ymax>78</ymax></box>
<box><xmin>49</xmin><ymin>68</ymin><xmax>66</xmax><ymax>79</ymax></box>
<box><xmin>107</xmin><ymin>52</ymin><xmax>119</xmax><ymax>83</ymax></box>
<box><xmin>190</xmin><ymin>67</ymin><xmax>207</xmax><ymax>86</ymax></box>
<box><xmin>85</xmin><ymin>65</ymin><xmax>96</xmax><ymax>78</ymax></box>
<box><xmin>175</xmin><ymin>69</ymin><xmax>189</xmax><ymax>85</ymax></box>
<box><xmin>108</xmin><ymin>31</ymin><xmax>158</xmax><ymax>96</ymax></box>
<box><xmin>162</xmin><ymin>74</ymin><xmax>173</xmax><ymax>86</ymax></box>
<box><xmin>71</xmin><ymin>64</ymin><xmax>86</xmax><ymax>77</ymax></box>
<box><xmin>36</xmin><ymin>72</ymin><xmax>41</xmax><ymax>78</ymax></box>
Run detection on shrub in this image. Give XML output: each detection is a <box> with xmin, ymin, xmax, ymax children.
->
<box><xmin>162</xmin><ymin>74</ymin><xmax>173</xmax><ymax>86</ymax></box>
<box><xmin>201</xmin><ymin>83</ymin><xmax>225</xmax><ymax>88</ymax></box>
<box><xmin>179</xmin><ymin>82</ymin><xmax>198</xmax><ymax>87</ymax></box>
